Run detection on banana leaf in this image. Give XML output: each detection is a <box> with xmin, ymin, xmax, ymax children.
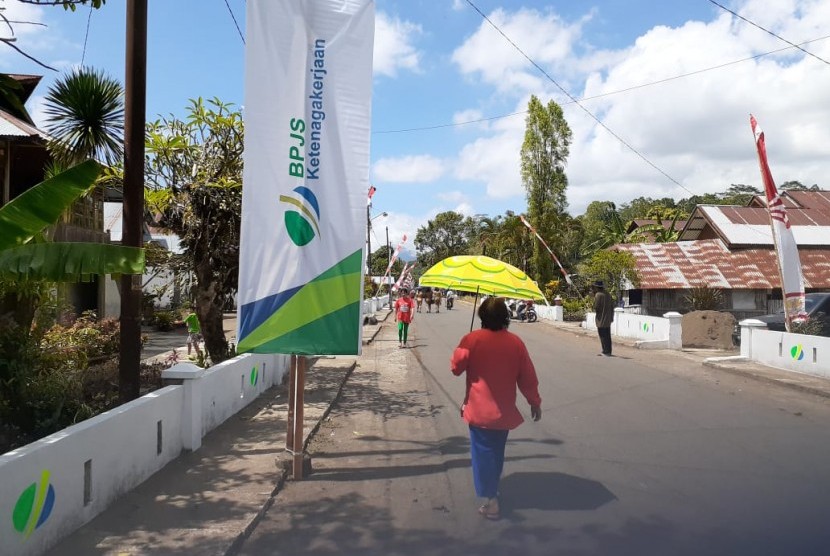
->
<box><xmin>0</xmin><ymin>242</ymin><xmax>145</xmax><ymax>281</ymax></box>
<box><xmin>0</xmin><ymin>160</ymin><xmax>101</xmax><ymax>251</ymax></box>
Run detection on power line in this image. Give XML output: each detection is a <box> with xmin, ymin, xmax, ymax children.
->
<box><xmin>223</xmin><ymin>0</ymin><xmax>244</xmax><ymax>45</ymax></box>
<box><xmin>374</xmin><ymin>28</ymin><xmax>829</xmax><ymax>132</ymax></box>
<box><xmin>463</xmin><ymin>0</ymin><xmax>692</xmax><ymax>195</ymax></box>
<box><xmin>80</xmin><ymin>0</ymin><xmax>93</xmax><ymax>66</ymax></box>
<box><xmin>707</xmin><ymin>0</ymin><xmax>830</xmax><ymax>66</ymax></box>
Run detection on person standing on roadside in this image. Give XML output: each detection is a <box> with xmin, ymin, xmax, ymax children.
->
<box><xmin>592</xmin><ymin>281</ymin><xmax>614</xmax><ymax>356</ymax></box>
<box><xmin>450</xmin><ymin>297</ymin><xmax>542</xmax><ymax>521</ymax></box>
<box><xmin>184</xmin><ymin>311</ymin><xmax>203</xmax><ymax>357</ymax></box>
<box><xmin>394</xmin><ymin>288</ymin><xmax>416</xmax><ymax>348</ymax></box>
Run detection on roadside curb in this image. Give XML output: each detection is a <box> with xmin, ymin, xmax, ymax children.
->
<box><xmin>536</xmin><ymin>316</ymin><xmax>830</xmax><ymax>399</ymax></box>
<box><xmin>702</xmin><ymin>359</ymin><xmax>830</xmax><ymax>400</ymax></box>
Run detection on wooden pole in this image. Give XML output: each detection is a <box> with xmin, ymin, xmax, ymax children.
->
<box><xmin>119</xmin><ymin>0</ymin><xmax>147</xmax><ymax>402</ymax></box>
<box><xmin>292</xmin><ymin>356</ymin><xmax>306</xmax><ymax>480</ymax></box>
<box><xmin>285</xmin><ymin>354</ymin><xmax>296</xmax><ymax>451</ymax></box>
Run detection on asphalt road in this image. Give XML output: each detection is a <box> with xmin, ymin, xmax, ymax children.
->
<box><xmin>240</xmin><ymin>303</ymin><xmax>830</xmax><ymax>556</ymax></box>
<box><xmin>410</xmin><ymin>303</ymin><xmax>830</xmax><ymax>555</ymax></box>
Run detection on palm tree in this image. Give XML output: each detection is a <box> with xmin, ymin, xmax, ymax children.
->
<box><xmin>42</xmin><ymin>67</ymin><xmax>124</xmax><ymax>167</ymax></box>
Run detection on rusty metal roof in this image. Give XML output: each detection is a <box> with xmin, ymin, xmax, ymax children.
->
<box><xmin>615</xmin><ymin>239</ymin><xmax>830</xmax><ymax>290</ymax></box>
<box><xmin>0</xmin><ymin>109</ymin><xmax>46</xmax><ymax>140</ymax></box>
<box><xmin>679</xmin><ymin>191</ymin><xmax>830</xmax><ymax>247</ymax></box>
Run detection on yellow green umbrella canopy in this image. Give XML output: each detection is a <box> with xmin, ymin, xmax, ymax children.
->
<box><xmin>419</xmin><ymin>255</ymin><xmax>545</xmax><ymax>300</ymax></box>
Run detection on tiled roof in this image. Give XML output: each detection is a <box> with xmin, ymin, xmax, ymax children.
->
<box><xmin>615</xmin><ymin>239</ymin><xmax>830</xmax><ymax>290</ymax></box>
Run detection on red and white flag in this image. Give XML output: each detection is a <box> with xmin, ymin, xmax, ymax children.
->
<box><xmin>519</xmin><ymin>215</ymin><xmax>572</xmax><ymax>285</ymax></box>
<box><xmin>376</xmin><ymin>233</ymin><xmax>408</xmax><ymax>296</ymax></box>
<box><xmin>392</xmin><ymin>262</ymin><xmax>410</xmax><ymax>292</ymax></box>
<box><xmin>383</xmin><ymin>233</ymin><xmax>407</xmax><ymax>278</ymax></box>
<box><xmin>751</xmin><ymin>114</ymin><xmax>807</xmax><ymax>328</ymax></box>
<box><xmin>367</xmin><ymin>185</ymin><xmax>376</xmax><ymax>206</ymax></box>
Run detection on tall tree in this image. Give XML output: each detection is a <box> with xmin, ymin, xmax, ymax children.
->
<box><xmin>520</xmin><ymin>95</ymin><xmax>572</xmax><ymax>285</ymax></box>
<box><xmin>145</xmin><ymin>98</ymin><xmax>243</xmax><ymax>363</ymax></box>
<box><xmin>414</xmin><ymin>211</ymin><xmax>477</xmax><ymax>270</ymax></box>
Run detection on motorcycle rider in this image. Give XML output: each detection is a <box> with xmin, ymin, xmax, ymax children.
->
<box><xmin>446</xmin><ymin>289</ymin><xmax>457</xmax><ymax>309</ymax></box>
<box><xmin>516</xmin><ymin>300</ymin><xmax>527</xmax><ymax>322</ymax></box>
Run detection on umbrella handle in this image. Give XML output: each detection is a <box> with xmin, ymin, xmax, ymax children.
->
<box><xmin>470</xmin><ymin>285</ymin><xmax>480</xmax><ymax>332</ymax></box>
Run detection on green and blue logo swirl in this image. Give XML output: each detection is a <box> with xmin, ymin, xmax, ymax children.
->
<box><xmin>13</xmin><ymin>470</ymin><xmax>55</xmax><ymax>538</ymax></box>
<box><xmin>279</xmin><ymin>186</ymin><xmax>321</xmax><ymax>246</ymax></box>
<box><xmin>791</xmin><ymin>344</ymin><xmax>804</xmax><ymax>361</ymax></box>
<box><xmin>250</xmin><ymin>365</ymin><xmax>259</xmax><ymax>386</ymax></box>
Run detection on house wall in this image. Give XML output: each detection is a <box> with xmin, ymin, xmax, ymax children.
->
<box><xmin>641</xmin><ymin>288</ymin><xmax>774</xmax><ymax>321</ymax></box>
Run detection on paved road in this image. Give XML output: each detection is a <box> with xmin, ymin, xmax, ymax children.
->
<box><xmin>240</xmin><ymin>303</ymin><xmax>830</xmax><ymax>556</ymax></box>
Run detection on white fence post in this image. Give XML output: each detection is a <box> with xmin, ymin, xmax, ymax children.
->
<box><xmin>161</xmin><ymin>362</ymin><xmax>205</xmax><ymax>451</ymax></box>
<box><xmin>553</xmin><ymin>296</ymin><xmax>564</xmax><ymax>321</ymax></box>
<box><xmin>612</xmin><ymin>307</ymin><xmax>624</xmax><ymax>335</ymax></box>
<box><xmin>739</xmin><ymin>319</ymin><xmax>767</xmax><ymax>358</ymax></box>
<box><xmin>663</xmin><ymin>312</ymin><xmax>683</xmax><ymax>349</ymax></box>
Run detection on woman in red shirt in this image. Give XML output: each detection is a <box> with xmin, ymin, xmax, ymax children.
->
<box><xmin>394</xmin><ymin>289</ymin><xmax>416</xmax><ymax>348</ymax></box>
<box><xmin>450</xmin><ymin>297</ymin><xmax>542</xmax><ymax>520</ymax></box>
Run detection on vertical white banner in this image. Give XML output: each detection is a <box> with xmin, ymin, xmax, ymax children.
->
<box><xmin>751</xmin><ymin>114</ymin><xmax>807</xmax><ymax>328</ymax></box>
<box><xmin>238</xmin><ymin>0</ymin><xmax>375</xmax><ymax>355</ymax></box>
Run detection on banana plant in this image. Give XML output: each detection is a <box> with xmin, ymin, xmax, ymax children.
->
<box><xmin>0</xmin><ymin>160</ymin><xmax>144</xmax><ymax>281</ymax></box>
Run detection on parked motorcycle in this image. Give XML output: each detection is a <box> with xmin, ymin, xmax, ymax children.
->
<box><xmin>508</xmin><ymin>299</ymin><xmax>537</xmax><ymax>323</ymax></box>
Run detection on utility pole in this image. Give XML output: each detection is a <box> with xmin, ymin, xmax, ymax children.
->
<box><xmin>366</xmin><ymin>203</ymin><xmax>371</xmax><ymax>279</ymax></box>
<box><xmin>119</xmin><ymin>0</ymin><xmax>147</xmax><ymax>402</ymax></box>
<box><xmin>386</xmin><ymin>226</ymin><xmax>392</xmax><ymax>301</ymax></box>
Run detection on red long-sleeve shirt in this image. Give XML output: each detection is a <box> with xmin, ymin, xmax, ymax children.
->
<box><xmin>450</xmin><ymin>328</ymin><xmax>541</xmax><ymax>430</ymax></box>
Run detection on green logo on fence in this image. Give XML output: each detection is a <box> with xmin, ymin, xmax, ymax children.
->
<box><xmin>250</xmin><ymin>365</ymin><xmax>258</xmax><ymax>386</ymax></box>
<box><xmin>13</xmin><ymin>470</ymin><xmax>55</xmax><ymax>538</ymax></box>
<box><xmin>791</xmin><ymin>344</ymin><xmax>804</xmax><ymax>361</ymax></box>
<box><xmin>279</xmin><ymin>186</ymin><xmax>321</xmax><ymax>246</ymax></box>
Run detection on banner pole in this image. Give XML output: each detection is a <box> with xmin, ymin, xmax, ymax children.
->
<box><xmin>285</xmin><ymin>354</ymin><xmax>296</xmax><ymax>451</ymax></box>
<box><xmin>292</xmin><ymin>356</ymin><xmax>306</xmax><ymax>480</ymax></box>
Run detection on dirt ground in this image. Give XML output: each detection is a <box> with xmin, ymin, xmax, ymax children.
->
<box><xmin>681</xmin><ymin>310</ymin><xmax>736</xmax><ymax>349</ymax></box>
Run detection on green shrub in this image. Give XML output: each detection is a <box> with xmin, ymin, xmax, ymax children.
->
<box><xmin>791</xmin><ymin>315</ymin><xmax>825</xmax><ymax>336</ymax></box>
<box><xmin>684</xmin><ymin>286</ymin><xmax>724</xmax><ymax>311</ymax></box>
<box><xmin>562</xmin><ymin>297</ymin><xmax>589</xmax><ymax>322</ymax></box>
<box><xmin>153</xmin><ymin>310</ymin><xmax>176</xmax><ymax>331</ymax></box>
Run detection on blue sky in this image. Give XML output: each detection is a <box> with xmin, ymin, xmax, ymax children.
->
<box><xmin>3</xmin><ymin>0</ymin><xmax>829</xmax><ymax>253</ymax></box>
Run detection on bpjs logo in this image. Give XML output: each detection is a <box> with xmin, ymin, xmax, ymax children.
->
<box><xmin>13</xmin><ymin>470</ymin><xmax>56</xmax><ymax>539</ymax></box>
<box><xmin>281</xmin><ymin>117</ymin><xmax>322</xmax><ymax>247</ymax></box>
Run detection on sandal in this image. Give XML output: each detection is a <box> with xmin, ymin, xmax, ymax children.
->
<box><xmin>478</xmin><ymin>498</ymin><xmax>500</xmax><ymax>520</ymax></box>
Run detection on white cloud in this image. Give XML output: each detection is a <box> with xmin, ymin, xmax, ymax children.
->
<box><xmin>451</xmin><ymin>8</ymin><xmax>587</xmax><ymax>94</ymax></box>
<box><xmin>372</xmin><ymin>155</ymin><xmax>446</xmax><ymax>183</ymax></box>
<box><xmin>441</xmin><ymin>1</ymin><xmax>830</xmax><ymax>215</ymax></box>
<box><xmin>437</xmin><ymin>190</ymin><xmax>468</xmax><ymax>203</ymax></box>
<box><xmin>374</xmin><ymin>12</ymin><xmax>422</xmax><ymax>77</ymax></box>
<box><xmin>455</xmin><ymin>202</ymin><xmax>475</xmax><ymax>216</ymax></box>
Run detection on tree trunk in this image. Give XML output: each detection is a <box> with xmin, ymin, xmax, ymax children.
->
<box><xmin>1</xmin><ymin>292</ymin><xmax>37</xmax><ymax>336</ymax></box>
<box><xmin>193</xmin><ymin>276</ymin><xmax>230</xmax><ymax>364</ymax></box>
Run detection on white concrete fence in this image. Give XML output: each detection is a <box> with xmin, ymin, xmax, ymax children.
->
<box><xmin>734</xmin><ymin>319</ymin><xmax>830</xmax><ymax>378</ymax></box>
<box><xmin>362</xmin><ymin>294</ymin><xmax>390</xmax><ymax>315</ymax></box>
<box><xmin>0</xmin><ymin>353</ymin><xmax>289</xmax><ymax>556</ymax></box>
<box><xmin>584</xmin><ymin>308</ymin><xmax>683</xmax><ymax>350</ymax></box>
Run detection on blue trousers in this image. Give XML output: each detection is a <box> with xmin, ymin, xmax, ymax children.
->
<box><xmin>469</xmin><ymin>425</ymin><xmax>509</xmax><ymax>499</ymax></box>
